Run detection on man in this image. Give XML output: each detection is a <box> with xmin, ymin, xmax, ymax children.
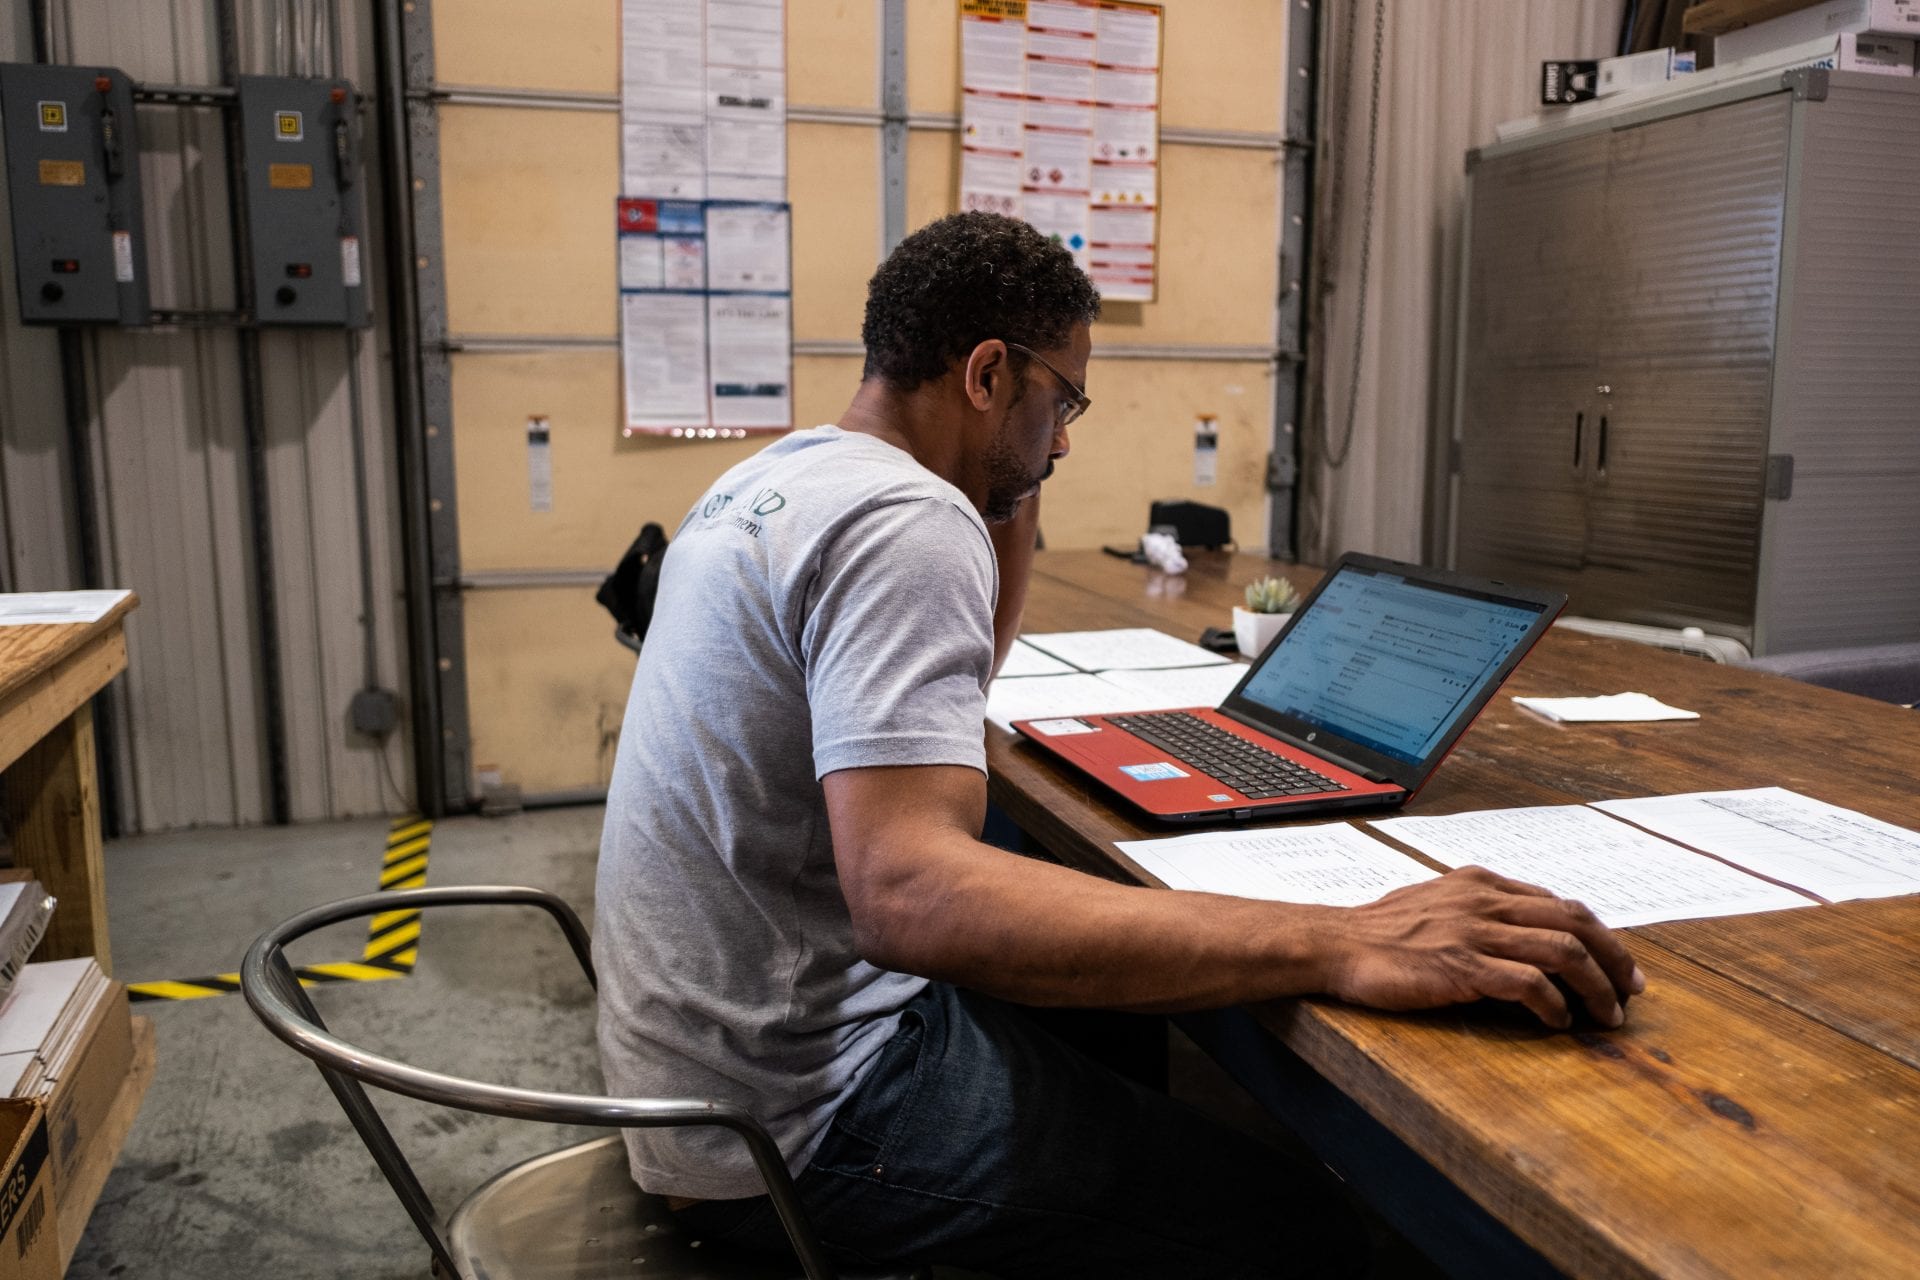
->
<box><xmin>595</xmin><ymin>212</ymin><xmax>1641</xmax><ymax>1277</ymax></box>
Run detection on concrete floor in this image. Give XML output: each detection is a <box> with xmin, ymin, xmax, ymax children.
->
<box><xmin>68</xmin><ymin>805</ymin><xmax>1443</xmax><ymax>1279</ymax></box>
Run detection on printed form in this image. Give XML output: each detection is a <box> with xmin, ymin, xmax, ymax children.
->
<box><xmin>1371</xmin><ymin>804</ymin><xmax>1816</xmax><ymax>927</ymax></box>
<box><xmin>1021</xmin><ymin>628</ymin><xmax>1230</xmax><ymax>672</ymax></box>
<box><xmin>1119</xmin><ymin>823</ymin><xmax>1437</xmax><ymax>907</ymax></box>
<box><xmin>1594</xmin><ymin>788</ymin><xmax>1920</xmax><ymax>902</ymax></box>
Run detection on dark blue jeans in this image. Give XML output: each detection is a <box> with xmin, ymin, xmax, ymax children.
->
<box><xmin>677</xmin><ymin>982</ymin><xmax>1371</xmax><ymax>1277</ymax></box>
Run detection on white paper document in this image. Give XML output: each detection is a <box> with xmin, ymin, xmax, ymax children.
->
<box><xmin>1513</xmin><ymin>693</ymin><xmax>1699</xmax><ymax>723</ymax></box>
<box><xmin>704</xmin><ymin>202</ymin><xmax>790</xmax><ymax>292</ymax></box>
<box><xmin>622</xmin><ymin>292</ymin><xmax>708</xmax><ymax>430</ymax></box>
<box><xmin>985</xmin><ymin>673</ymin><xmax>1150</xmax><ymax>733</ymax></box>
<box><xmin>986</xmin><ymin>663</ymin><xmax>1248</xmax><ymax>732</ymax></box>
<box><xmin>1370</xmin><ymin>804</ymin><xmax>1815</xmax><ymax>927</ymax></box>
<box><xmin>1097</xmin><ymin>663</ymin><xmax>1248</xmax><ymax>710</ymax></box>
<box><xmin>1021</xmin><ymin>628</ymin><xmax>1230</xmax><ymax>673</ymax></box>
<box><xmin>707</xmin><ymin>293</ymin><xmax>791</xmax><ymax>429</ymax></box>
<box><xmin>0</xmin><ymin>590</ymin><xmax>130</xmax><ymax>626</ymax></box>
<box><xmin>996</xmin><ymin>639</ymin><xmax>1078</xmax><ymax>679</ymax></box>
<box><xmin>1593</xmin><ymin>788</ymin><xmax>1920</xmax><ymax>902</ymax></box>
<box><xmin>1119</xmin><ymin>823</ymin><xmax>1438</xmax><ymax>907</ymax></box>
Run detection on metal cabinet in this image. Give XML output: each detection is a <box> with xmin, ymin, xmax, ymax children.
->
<box><xmin>1449</xmin><ymin>71</ymin><xmax>1920</xmax><ymax>655</ymax></box>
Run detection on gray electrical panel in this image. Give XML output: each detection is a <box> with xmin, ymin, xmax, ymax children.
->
<box><xmin>0</xmin><ymin>63</ymin><xmax>149</xmax><ymax>325</ymax></box>
<box><xmin>236</xmin><ymin>75</ymin><xmax>369</xmax><ymax>327</ymax></box>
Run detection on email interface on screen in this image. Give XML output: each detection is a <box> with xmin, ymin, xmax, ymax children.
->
<box><xmin>1238</xmin><ymin>568</ymin><xmax>1546</xmax><ymax>766</ymax></box>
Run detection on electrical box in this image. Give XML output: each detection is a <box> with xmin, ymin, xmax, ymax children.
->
<box><xmin>0</xmin><ymin>63</ymin><xmax>149</xmax><ymax>325</ymax></box>
<box><xmin>236</xmin><ymin>76</ymin><xmax>369</xmax><ymax>327</ymax></box>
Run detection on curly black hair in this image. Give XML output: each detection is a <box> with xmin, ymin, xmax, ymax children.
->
<box><xmin>860</xmin><ymin>212</ymin><xmax>1101</xmax><ymax>391</ymax></box>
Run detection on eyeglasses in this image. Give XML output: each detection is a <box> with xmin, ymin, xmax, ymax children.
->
<box><xmin>1005</xmin><ymin>342</ymin><xmax>1091</xmax><ymax>429</ymax></box>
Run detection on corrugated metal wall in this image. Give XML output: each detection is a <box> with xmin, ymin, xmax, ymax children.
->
<box><xmin>0</xmin><ymin>1</ymin><xmax>412</xmax><ymax>830</ymax></box>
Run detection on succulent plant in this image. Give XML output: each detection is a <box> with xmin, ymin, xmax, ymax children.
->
<box><xmin>1243</xmin><ymin>575</ymin><xmax>1300</xmax><ymax>615</ymax></box>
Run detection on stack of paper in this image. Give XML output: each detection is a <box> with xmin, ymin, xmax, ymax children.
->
<box><xmin>1114</xmin><ymin>787</ymin><xmax>1920</xmax><ymax>927</ymax></box>
<box><xmin>989</xmin><ymin>628</ymin><xmax>1242</xmax><ymax>731</ymax></box>
<box><xmin>0</xmin><ymin>959</ymin><xmax>113</xmax><ymax>1097</ymax></box>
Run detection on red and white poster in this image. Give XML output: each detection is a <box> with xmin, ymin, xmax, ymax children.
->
<box><xmin>959</xmin><ymin>0</ymin><xmax>1161</xmax><ymax>302</ymax></box>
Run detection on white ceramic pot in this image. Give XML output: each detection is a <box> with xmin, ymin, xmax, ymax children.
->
<box><xmin>1232</xmin><ymin>605</ymin><xmax>1291</xmax><ymax>660</ymax></box>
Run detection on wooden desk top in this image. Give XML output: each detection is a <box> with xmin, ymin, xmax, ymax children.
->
<box><xmin>0</xmin><ymin>592</ymin><xmax>138</xmax><ymax>706</ymax></box>
<box><xmin>0</xmin><ymin>593</ymin><xmax>137</xmax><ymax>777</ymax></box>
<box><xmin>991</xmin><ymin>550</ymin><xmax>1920</xmax><ymax>1280</ymax></box>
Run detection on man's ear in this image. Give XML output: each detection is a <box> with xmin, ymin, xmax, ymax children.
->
<box><xmin>963</xmin><ymin>339</ymin><xmax>1009</xmax><ymax>413</ymax></box>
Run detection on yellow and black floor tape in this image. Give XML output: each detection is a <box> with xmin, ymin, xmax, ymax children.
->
<box><xmin>129</xmin><ymin>815</ymin><xmax>433</xmax><ymax>1003</ymax></box>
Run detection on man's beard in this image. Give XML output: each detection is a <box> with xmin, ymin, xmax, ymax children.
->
<box><xmin>981</xmin><ymin>430</ymin><xmax>1052</xmax><ymax>524</ymax></box>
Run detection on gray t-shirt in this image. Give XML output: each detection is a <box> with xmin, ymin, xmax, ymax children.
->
<box><xmin>594</xmin><ymin>425</ymin><xmax>997</xmax><ymax>1199</ymax></box>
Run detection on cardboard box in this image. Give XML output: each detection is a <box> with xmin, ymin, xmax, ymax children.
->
<box><xmin>1771</xmin><ymin>29</ymin><xmax>1919</xmax><ymax>71</ymax></box>
<box><xmin>1687</xmin><ymin>0</ymin><xmax>1840</xmax><ymax>37</ymax></box>
<box><xmin>1597</xmin><ymin>47</ymin><xmax>1699</xmax><ymax>96</ymax></box>
<box><xmin>1717</xmin><ymin>0</ymin><xmax>1920</xmax><ymax>60</ymax></box>
<box><xmin>54</xmin><ymin>1013</ymin><xmax>152</xmax><ymax>1270</ymax></box>
<box><xmin>0</xmin><ymin>1101</ymin><xmax>59</xmax><ymax>1280</ymax></box>
<box><xmin>41</xmin><ymin>985</ymin><xmax>132</xmax><ymax>1263</ymax></box>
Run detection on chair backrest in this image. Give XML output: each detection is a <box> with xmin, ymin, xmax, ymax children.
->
<box><xmin>240</xmin><ymin>884</ymin><xmax>839</xmax><ymax>1280</ymax></box>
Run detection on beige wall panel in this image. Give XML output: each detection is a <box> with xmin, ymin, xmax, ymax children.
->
<box><xmin>1043</xmin><ymin>359</ymin><xmax>1272</xmax><ymax>551</ymax></box>
<box><xmin>907</xmin><ymin>0</ymin><xmax>1285</xmax><ymax>135</ymax></box>
<box><xmin>907</xmin><ymin>137</ymin><xmax>1276</xmax><ymax>346</ymax></box>
<box><xmin>452</xmin><ymin>351</ymin><xmax>865</xmax><ymax>572</ymax></box>
<box><xmin>906</xmin><ymin>0</ymin><xmax>962</xmax><ymax>116</ymax></box>
<box><xmin>1092</xmin><ymin>144</ymin><xmax>1276</xmax><ymax>345</ymax></box>
<box><xmin>435</xmin><ymin>1</ymin><xmax>873</xmax><ymax>102</ymax></box>
<box><xmin>792</xmin><ymin>1</ymin><xmax>880</xmax><ymax>108</ymax></box>
<box><xmin>906</xmin><ymin>128</ymin><xmax>959</xmax><ymax>234</ymax></box>
<box><xmin>464</xmin><ymin>587</ymin><xmax>636</xmax><ymax>795</ymax></box>
<box><xmin>442</xmin><ymin>105</ymin><xmax>619</xmax><ymax>337</ymax></box>
<box><xmin>792</xmin><ymin>124</ymin><xmax>881</xmax><ymax>340</ymax></box>
<box><xmin>1159</xmin><ymin>0</ymin><xmax>1285</xmax><ymax>134</ymax></box>
<box><xmin>434</xmin><ymin>0</ymin><xmax>618</xmax><ymax>93</ymax></box>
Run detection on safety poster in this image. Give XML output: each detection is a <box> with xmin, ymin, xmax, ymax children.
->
<box><xmin>960</xmin><ymin>0</ymin><xmax>1163</xmax><ymax>303</ymax></box>
<box><xmin>620</xmin><ymin>0</ymin><xmax>793</xmax><ymax>436</ymax></box>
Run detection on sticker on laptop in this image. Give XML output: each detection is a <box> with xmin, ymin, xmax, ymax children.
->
<box><xmin>1207</xmin><ymin>794</ymin><xmax>1234</xmax><ymax>803</ymax></box>
<box><xmin>1028</xmin><ymin>718</ymin><xmax>1100</xmax><ymax>736</ymax></box>
<box><xmin>1119</xmin><ymin>762</ymin><xmax>1189</xmax><ymax>782</ymax></box>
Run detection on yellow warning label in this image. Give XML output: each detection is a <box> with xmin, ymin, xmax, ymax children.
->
<box><xmin>38</xmin><ymin>159</ymin><xmax>83</xmax><ymax>186</ymax></box>
<box><xmin>269</xmin><ymin>163</ymin><xmax>314</xmax><ymax>190</ymax></box>
<box><xmin>38</xmin><ymin>101</ymin><xmax>66</xmax><ymax>130</ymax></box>
<box><xmin>275</xmin><ymin>110</ymin><xmax>303</xmax><ymax>139</ymax></box>
<box><xmin>961</xmin><ymin>0</ymin><xmax>1026</xmax><ymax>17</ymax></box>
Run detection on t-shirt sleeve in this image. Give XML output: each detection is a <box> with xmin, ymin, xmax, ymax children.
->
<box><xmin>803</xmin><ymin>498</ymin><xmax>997</xmax><ymax>778</ymax></box>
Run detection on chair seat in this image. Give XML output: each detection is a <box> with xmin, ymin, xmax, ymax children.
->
<box><xmin>446</xmin><ymin>1135</ymin><xmax>928</xmax><ymax>1280</ymax></box>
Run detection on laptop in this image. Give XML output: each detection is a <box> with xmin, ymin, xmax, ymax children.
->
<box><xmin>1013</xmin><ymin>554</ymin><xmax>1565</xmax><ymax>823</ymax></box>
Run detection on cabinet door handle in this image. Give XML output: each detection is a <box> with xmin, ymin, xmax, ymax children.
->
<box><xmin>1573</xmin><ymin>412</ymin><xmax>1584</xmax><ymax>469</ymax></box>
<box><xmin>1597</xmin><ymin>416</ymin><xmax>1609</xmax><ymax>473</ymax></box>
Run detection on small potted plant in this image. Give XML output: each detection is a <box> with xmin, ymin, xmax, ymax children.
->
<box><xmin>1233</xmin><ymin>575</ymin><xmax>1299</xmax><ymax>658</ymax></box>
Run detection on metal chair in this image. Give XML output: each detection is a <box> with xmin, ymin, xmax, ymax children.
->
<box><xmin>241</xmin><ymin>885</ymin><xmax>928</xmax><ymax>1280</ymax></box>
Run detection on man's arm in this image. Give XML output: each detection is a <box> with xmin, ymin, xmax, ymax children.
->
<box><xmin>824</xmin><ymin>764</ymin><xmax>1644</xmax><ymax>1029</ymax></box>
<box><xmin>987</xmin><ymin>494</ymin><xmax>1041</xmax><ymax>679</ymax></box>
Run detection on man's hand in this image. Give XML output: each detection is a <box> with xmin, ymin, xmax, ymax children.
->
<box><xmin>1321</xmin><ymin>866</ymin><xmax>1645</xmax><ymax>1030</ymax></box>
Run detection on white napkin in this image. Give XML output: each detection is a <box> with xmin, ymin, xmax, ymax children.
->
<box><xmin>1511</xmin><ymin>692</ymin><xmax>1699</xmax><ymax>723</ymax></box>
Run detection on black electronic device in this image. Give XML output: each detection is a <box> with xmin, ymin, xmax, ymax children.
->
<box><xmin>236</xmin><ymin>75</ymin><xmax>370</xmax><ymax>327</ymax></box>
<box><xmin>0</xmin><ymin>62</ymin><xmax>149</xmax><ymax>325</ymax></box>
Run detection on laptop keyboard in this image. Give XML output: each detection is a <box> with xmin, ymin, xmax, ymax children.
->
<box><xmin>1105</xmin><ymin>711</ymin><xmax>1349</xmax><ymax>800</ymax></box>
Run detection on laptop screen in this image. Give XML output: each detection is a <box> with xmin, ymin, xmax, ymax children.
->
<box><xmin>1235</xmin><ymin>564</ymin><xmax>1549</xmax><ymax>767</ymax></box>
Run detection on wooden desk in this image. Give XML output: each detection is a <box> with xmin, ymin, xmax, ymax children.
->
<box><xmin>990</xmin><ymin>551</ymin><xmax>1920</xmax><ymax>1280</ymax></box>
<box><xmin>0</xmin><ymin>593</ymin><xmax>136</xmax><ymax>973</ymax></box>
